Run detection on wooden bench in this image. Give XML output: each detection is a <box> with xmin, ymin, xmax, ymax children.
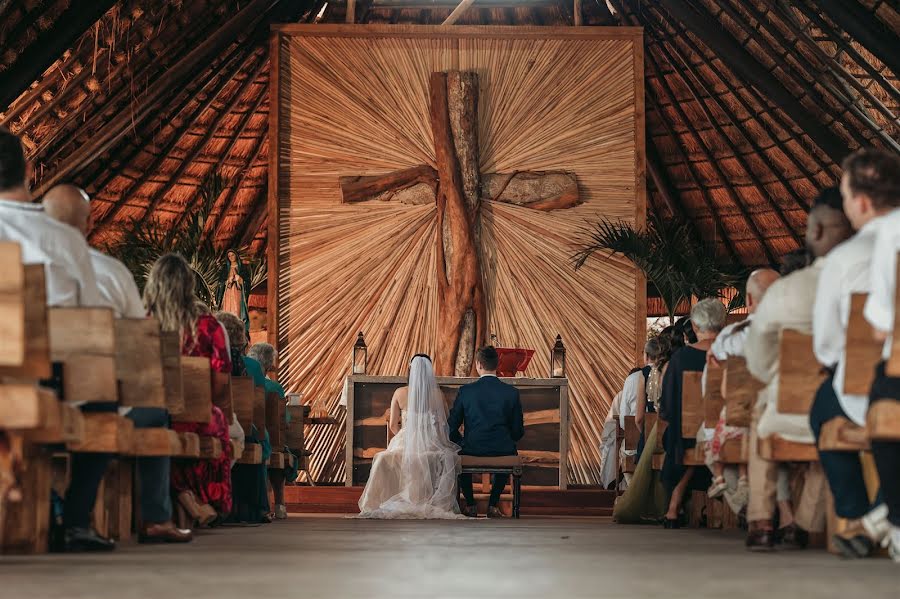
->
<box><xmin>642</xmin><ymin>412</ymin><xmax>666</xmax><ymax>470</ymax></box>
<box><xmin>619</xmin><ymin>415</ymin><xmax>640</xmax><ymax>474</ymax></box>
<box><xmin>723</xmin><ymin>357</ymin><xmax>761</xmax><ymax>427</ymax></box>
<box><xmin>459</xmin><ymin>455</ymin><xmax>523</xmax><ymax>518</ymax></box>
<box><xmin>47</xmin><ymin>307</ymin><xmax>118</xmax><ymax>405</ymax></box>
<box><xmin>681</xmin><ymin>371</ymin><xmax>706</xmax><ymax>466</ymax></box>
<box><xmin>777</xmin><ymin>330</ymin><xmax>824</xmax><ymax>414</ymax></box>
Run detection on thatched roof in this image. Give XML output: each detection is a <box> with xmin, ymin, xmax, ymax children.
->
<box><xmin>1</xmin><ymin>0</ymin><xmax>898</xmax><ymax>267</ymax></box>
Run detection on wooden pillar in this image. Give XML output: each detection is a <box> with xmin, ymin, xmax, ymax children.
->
<box><xmin>574</xmin><ymin>0</ymin><xmax>583</xmax><ymax>25</ymax></box>
<box><xmin>346</xmin><ymin>0</ymin><xmax>356</xmax><ymax>23</ymax></box>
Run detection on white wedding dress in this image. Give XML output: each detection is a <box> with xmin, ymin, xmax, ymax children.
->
<box><xmin>357</xmin><ymin>356</ymin><xmax>464</xmax><ymax>519</ymax></box>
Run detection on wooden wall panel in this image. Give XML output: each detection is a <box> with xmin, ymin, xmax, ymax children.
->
<box><xmin>272</xmin><ymin>26</ymin><xmax>644</xmax><ymax>485</ymax></box>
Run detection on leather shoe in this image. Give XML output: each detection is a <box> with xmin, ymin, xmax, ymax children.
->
<box><xmin>777</xmin><ymin>523</ymin><xmax>808</xmax><ymax>550</ymax></box>
<box><xmin>462</xmin><ymin>504</ymin><xmax>477</xmax><ymax>518</ymax></box>
<box><xmin>64</xmin><ymin>527</ymin><xmax>115</xmax><ymax>552</ymax></box>
<box><xmin>832</xmin><ymin>519</ymin><xmax>877</xmax><ymax>558</ymax></box>
<box><xmin>746</xmin><ymin>527</ymin><xmax>775</xmax><ymax>552</ymax></box>
<box><xmin>487</xmin><ymin>506</ymin><xmax>504</xmax><ymax>518</ymax></box>
<box><xmin>139</xmin><ymin>521</ymin><xmax>193</xmax><ymax>544</ymax></box>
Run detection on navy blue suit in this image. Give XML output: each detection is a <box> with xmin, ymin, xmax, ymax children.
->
<box><xmin>448</xmin><ymin>375</ymin><xmax>525</xmax><ymax>506</ymax></box>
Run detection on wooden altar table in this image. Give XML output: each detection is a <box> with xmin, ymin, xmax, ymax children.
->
<box><xmin>344</xmin><ymin>375</ymin><xmax>568</xmax><ymax>488</ymax></box>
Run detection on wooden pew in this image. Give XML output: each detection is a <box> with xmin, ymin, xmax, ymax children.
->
<box><xmin>0</xmin><ymin>265</ymin><xmax>51</xmax><ymax>380</ymax></box>
<box><xmin>844</xmin><ymin>294</ymin><xmax>883</xmax><ymax>395</ymax></box>
<box><xmin>172</xmin><ymin>357</ymin><xmax>212</xmax><ymax>424</ymax></box>
<box><xmin>67</xmin><ymin>413</ymin><xmax>135</xmax><ymax>453</ymax></box>
<box><xmin>723</xmin><ymin>358</ymin><xmax>760</xmax><ymax>427</ymax></box>
<box><xmin>619</xmin><ymin>415</ymin><xmax>639</xmax><ymax>474</ymax></box>
<box><xmin>47</xmin><ymin>307</ymin><xmax>118</xmax><ymax>405</ymax></box>
<box><xmin>212</xmin><ymin>371</ymin><xmax>233</xmax><ymax>423</ymax></box>
<box><xmin>232</xmin><ymin>376</ymin><xmax>255</xmax><ymax>433</ymax></box>
<box><xmin>160</xmin><ymin>331</ymin><xmax>185</xmax><ymax>416</ymax></box>
<box><xmin>642</xmin><ymin>412</ymin><xmax>666</xmax><ymax>470</ymax></box>
<box><xmin>681</xmin><ymin>371</ymin><xmax>705</xmax><ymax>466</ymax></box>
<box><xmin>253</xmin><ymin>385</ymin><xmax>267</xmax><ymax>439</ymax></box>
<box><xmin>777</xmin><ymin>330</ymin><xmax>824</xmax><ymax>414</ymax></box>
<box><xmin>0</xmin><ymin>242</ymin><xmax>25</xmax><ymax>368</ymax></box>
<box><xmin>114</xmin><ymin>318</ymin><xmax>166</xmax><ymax>409</ymax></box>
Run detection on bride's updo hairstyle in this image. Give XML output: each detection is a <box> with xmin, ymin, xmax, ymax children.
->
<box><xmin>410</xmin><ymin>353</ymin><xmax>431</xmax><ymax>364</ymax></box>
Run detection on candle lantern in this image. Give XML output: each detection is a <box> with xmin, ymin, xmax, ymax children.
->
<box><xmin>550</xmin><ymin>334</ymin><xmax>566</xmax><ymax>378</ymax></box>
<box><xmin>352</xmin><ymin>332</ymin><xmax>368</xmax><ymax>375</ymax></box>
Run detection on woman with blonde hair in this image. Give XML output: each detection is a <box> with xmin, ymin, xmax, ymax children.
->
<box><xmin>145</xmin><ymin>254</ymin><xmax>233</xmax><ymax>524</ymax></box>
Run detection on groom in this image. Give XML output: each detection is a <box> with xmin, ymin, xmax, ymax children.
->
<box><xmin>448</xmin><ymin>346</ymin><xmax>525</xmax><ymax>517</ymax></box>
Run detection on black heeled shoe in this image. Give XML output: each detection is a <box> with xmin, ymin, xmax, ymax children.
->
<box><xmin>663</xmin><ymin>517</ymin><xmax>681</xmax><ymax>529</ymax></box>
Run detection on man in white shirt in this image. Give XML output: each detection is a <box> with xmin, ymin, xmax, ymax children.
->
<box><xmin>42</xmin><ymin>185</ymin><xmax>144</xmax><ymax>318</ymax></box>
<box><xmin>42</xmin><ymin>184</ymin><xmax>192</xmax><ymax>545</ymax></box>
<box><xmin>744</xmin><ymin>188</ymin><xmax>852</xmax><ymax>551</ymax></box>
<box><xmin>809</xmin><ymin>150</ymin><xmax>900</xmax><ymax>559</ymax></box>
<box><xmin>0</xmin><ymin>128</ymin><xmax>115</xmax><ymax>552</ymax></box>
<box><xmin>864</xmin><ymin>206</ymin><xmax>900</xmax><ymax>563</ymax></box>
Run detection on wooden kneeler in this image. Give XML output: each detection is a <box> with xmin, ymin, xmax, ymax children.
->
<box><xmin>459</xmin><ymin>456</ymin><xmax>523</xmax><ymax>518</ymax></box>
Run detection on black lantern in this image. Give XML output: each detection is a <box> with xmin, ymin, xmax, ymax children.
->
<box><xmin>352</xmin><ymin>332</ymin><xmax>368</xmax><ymax>375</ymax></box>
<box><xmin>550</xmin><ymin>334</ymin><xmax>566</xmax><ymax>378</ymax></box>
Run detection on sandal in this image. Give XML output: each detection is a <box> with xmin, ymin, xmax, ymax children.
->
<box><xmin>707</xmin><ymin>476</ymin><xmax>728</xmax><ymax>498</ymax></box>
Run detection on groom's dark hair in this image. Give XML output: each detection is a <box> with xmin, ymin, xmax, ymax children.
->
<box><xmin>475</xmin><ymin>346</ymin><xmax>499</xmax><ymax>371</ymax></box>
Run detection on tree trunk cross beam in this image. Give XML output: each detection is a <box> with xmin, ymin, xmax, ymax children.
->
<box><xmin>338</xmin><ymin>71</ymin><xmax>582</xmax><ymax>376</ymax></box>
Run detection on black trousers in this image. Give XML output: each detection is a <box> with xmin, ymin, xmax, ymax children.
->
<box><xmin>459</xmin><ymin>473</ymin><xmax>509</xmax><ymax>508</ymax></box>
<box><xmin>810</xmin><ymin>376</ymin><xmax>877</xmax><ymax>519</ymax></box>
<box><xmin>870</xmin><ymin>361</ymin><xmax>900</xmax><ymax>527</ymax></box>
<box><xmin>63</xmin><ymin>453</ymin><xmax>111</xmax><ymax>529</ymax></box>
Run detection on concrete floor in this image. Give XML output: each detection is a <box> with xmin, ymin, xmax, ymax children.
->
<box><xmin>1</xmin><ymin>516</ymin><xmax>897</xmax><ymax>599</ymax></box>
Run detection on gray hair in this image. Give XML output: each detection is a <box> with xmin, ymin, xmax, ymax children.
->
<box><xmin>690</xmin><ymin>298</ymin><xmax>726</xmax><ymax>333</ymax></box>
<box><xmin>248</xmin><ymin>342</ymin><xmax>277</xmax><ymax>372</ymax></box>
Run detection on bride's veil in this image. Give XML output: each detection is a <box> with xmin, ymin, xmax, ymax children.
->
<box><xmin>377</xmin><ymin>355</ymin><xmax>462</xmax><ymax>517</ymax></box>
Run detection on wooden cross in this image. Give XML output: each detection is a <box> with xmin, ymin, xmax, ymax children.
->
<box><xmin>339</xmin><ymin>72</ymin><xmax>581</xmax><ymax>376</ymax></box>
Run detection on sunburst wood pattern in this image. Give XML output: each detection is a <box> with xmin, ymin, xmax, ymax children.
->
<box><xmin>274</xmin><ymin>26</ymin><xmax>643</xmax><ymax>484</ymax></box>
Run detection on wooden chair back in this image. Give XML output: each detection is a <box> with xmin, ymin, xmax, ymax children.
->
<box><xmin>622</xmin><ymin>415</ymin><xmax>640</xmax><ymax>451</ymax></box>
<box><xmin>0</xmin><ymin>242</ymin><xmax>25</xmax><ymax>367</ymax></box>
<box><xmin>681</xmin><ymin>371</ymin><xmax>704</xmax><ymax>437</ymax></box>
<box><xmin>211</xmin><ymin>371</ymin><xmax>233</xmax><ymax>422</ymax></box>
<box><xmin>47</xmin><ymin>307</ymin><xmax>118</xmax><ymax>404</ymax></box>
<box><xmin>114</xmin><ymin>317</ymin><xmax>165</xmax><ymax>408</ymax></box>
<box><xmin>252</xmin><ymin>385</ymin><xmax>267</xmax><ymax>437</ymax></box>
<box><xmin>171</xmin><ymin>357</ymin><xmax>212</xmax><ymax>424</ymax></box>
<box><xmin>231</xmin><ymin>376</ymin><xmax>255</xmax><ymax>432</ymax></box>
<box><xmin>844</xmin><ymin>293</ymin><xmax>882</xmax><ymax>395</ymax></box>
<box><xmin>777</xmin><ymin>329</ymin><xmax>823</xmax><ymax>414</ymax></box>
<box><xmin>266</xmin><ymin>391</ymin><xmax>284</xmax><ymax>447</ymax></box>
<box><xmin>724</xmin><ymin>357</ymin><xmax>760</xmax><ymax>426</ymax></box>
<box><xmin>159</xmin><ymin>331</ymin><xmax>184</xmax><ymax>416</ymax></box>
<box><xmin>703</xmin><ymin>364</ymin><xmax>725</xmax><ymax>428</ymax></box>
<box><xmin>0</xmin><ymin>264</ymin><xmax>51</xmax><ymax>380</ymax></box>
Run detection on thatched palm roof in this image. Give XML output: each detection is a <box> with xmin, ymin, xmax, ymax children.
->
<box><xmin>1</xmin><ymin>0</ymin><xmax>898</xmax><ymax>266</ymax></box>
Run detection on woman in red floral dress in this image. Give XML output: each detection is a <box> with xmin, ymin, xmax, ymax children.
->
<box><xmin>144</xmin><ymin>254</ymin><xmax>233</xmax><ymax>523</ymax></box>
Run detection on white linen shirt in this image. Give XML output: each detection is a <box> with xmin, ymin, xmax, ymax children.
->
<box><xmin>746</xmin><ymin>260</ymin><xmax>824</xmax><ymax>443</ymax></box>
<box><xmin>813</xmin><ymin>219</ymin><xmax>882</xmax><ymax>425</ymax></box>
<box><xmin>0</xmin><ymin>198</ymin><xmax>103</xmax><ymax>307</ymax></box>
<box><xmin>864</xmin><ymin>208</ymin><xmax>900</xmax><ymax>361</ymax></box>
<box><xmin>618</xmin><ymin>370</ymin><xmax>641</xmax><ymax>429</ymax></box>
<box><xmin>89</xmin><ymin>249</ymin><xmax>145</xmax><ymax>319</ymax></box>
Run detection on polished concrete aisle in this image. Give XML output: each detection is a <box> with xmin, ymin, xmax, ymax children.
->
<box><xmin>2</xmin><ymin>516</ymin><xmax>897</xmax><ymax>598</ymax></box>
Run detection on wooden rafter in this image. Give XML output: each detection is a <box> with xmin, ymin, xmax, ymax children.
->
<box><xmin>133</xmin><ymin>50</ymin><xmax>269</xmax><ymax>229</ymax></box>
<box><xmin>645</xmin><ymin>19</ymin><xmax>806</xmax><ymax>239</ymax></box>
<box><xmin>653</xmin><ymin>7</ymin><xmax>834</xmax><ymax>185</ymax></box>
<box><xmin>817</xmin><ymin>0</ymin><xmax>900</xmax><ymax>77</ymax></box>
<box><xmin>0</xmin><ymin>1</ymin><xmax>118</xmax><ymax>109</ymax></box>
<box><xmin>227</xmin><ymin>184</ymin><xmax>269</xmax><ymax>250</ymax></box>
<box><xmin>646</xmin><ymin>138</ymin><xmax>688</xmax><ymax>222</ymax></box>
<box><xmin>86</xmin><ymin>44</ymin><xmax>258</xmax><ymax>239</ymax></box>
<box><xmin>656</xmin><ymin>0</ymin><xmax>847</xmax><ymax>165</ymax></box>
<box><xmin>442</xmin><ymin>0</ymin><xmax>477</xmax><ymax>25</ymax></box>
<box><xmin>34</xmin><ymin>0</ymin><xmax>282</xmax><ymax>197</ymax></box>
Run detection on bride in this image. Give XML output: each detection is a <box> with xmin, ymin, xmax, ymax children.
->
<box><xmin>358</xmin><ymin>354</ymin><xmax>464</xmax><ymax>519</ymax></box>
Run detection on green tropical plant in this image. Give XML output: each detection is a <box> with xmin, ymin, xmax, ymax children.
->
<box><xmin>104</xmin><ymin>171</ymin><xmax>265</xmax><ymax>308</ymax></box>
<box><xmin>573</xmin><ymin>214</ymin><xmax>744</xmax><ymax>323</ymax></box>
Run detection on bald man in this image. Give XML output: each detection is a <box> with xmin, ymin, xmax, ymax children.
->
<box><xmin>43</xmin><ymin>185</ymin><xmax>144</xmax><ymax>319</ymax></box>
<box><xmin>43</xmin><ymin>185</ymin><xmax>192</xmax><ymax>545</ymax></box>
<box><xmin>744</xmin><ymin>187</ymin><xmax>853</xmax><ymax>551</ymax></box>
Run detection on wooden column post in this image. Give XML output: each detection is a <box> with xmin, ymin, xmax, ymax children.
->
<box><xmin>574</xmin><ymin>0</ymin><xmax>583</xmax><ymax>26</ymax></box>
<box><xmin>346</xmin><ymin>0</ymin><xmax>356</xmax><ymax>23</ymax></box>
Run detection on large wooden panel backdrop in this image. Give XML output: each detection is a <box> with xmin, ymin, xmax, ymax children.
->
<box><xmin>269</xmin><ymin>25</ymin><xmax>646</xmax><ymax>485</ymax></box>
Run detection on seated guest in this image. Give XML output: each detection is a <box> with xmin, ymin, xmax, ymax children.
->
<box><xmin>144</xmin><ymin>254</ymin><xmax>233</xmax><ymax>524</ymax></box>
<box><xmin>599</xmin><ymin>390</ymin><xmax>624</xmax><ymax>490</ymax></box>
<box><xmin>635</xmin><ymin>337</ymin><xmax>668</xmax><ymax>459</ymax></box>
<box><xmin>659</xmin><ymin>298</ymin><xmax>725</xmax><ymax>527</ymax></box>
<box><xmin>210</xmin><ymin>312</ymin><xmax>246</xmax><ymax>463</ymax></box>
<box><xmin>865</xmin><ymin>203</ymin><xmax>900</xmax><ymax>563</ymax></box>
<box><xmin>703</xmin><ymin>270</ymin><xmax>779</xmax><ymax>507</ymax></box>
<box><xmin>616</xmin><ymin>365</ymin><xmax>644</xmax><ymax>486</ymax></box>
<box><xmin>248</xmin><ymin>342</ymin><xmax>299</xmax><ymax>520</ymax></box>
<box><xmin>813</xmin><ymin>149</ymin><xmax>900</xmax><ymax>558</ymax></box>
<box><xmin>0</xmin><ymin>129</ymin><xmax>113</xmax><ymax>552</ymax></box>
<box><xmin>746</xmin><ymin>188</ymin><xmax>851</xmax><ymax>551</ymax></box>
<box><xmin>43</xmin><ymin>186</ymin><xmax>191</xmax><ymax>544</ymax></box>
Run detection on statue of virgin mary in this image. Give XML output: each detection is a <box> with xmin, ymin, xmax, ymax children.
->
<box><xmin>216</xmin><ymin>248</ymin><xmax>251</xmax><ymax>331</ymax></box>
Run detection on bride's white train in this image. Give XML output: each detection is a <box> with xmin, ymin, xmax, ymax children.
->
<box><xmin>357</xmin><ymin>355</ymin><xmax>464</xmax><ymax>519</ymax></box>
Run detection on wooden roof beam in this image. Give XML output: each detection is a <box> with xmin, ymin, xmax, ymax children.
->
<box><xmin>134</xmin><ymin>50</ymin><xmax>270</xmax><ymax>229</ymax></box>
<box><xmin>443</xmin><ymin>0</ymin><xmax>477</xmax><ymax>25</ymax></box>
<box><xmin>655</xmin><ymin>7</ymin><xmax>833</xmax><ymax>184</ymax></box>
<box><xmin>656</xmin><ymin>0</ymin><xmax>848</xmax><ymax>165</ymax></box>
<box><xmin>228</xmin><ymin>184</ymin><xmax>269</xmax><ymax>250</ymax></box>
<box><xmin>35</xmin><ymin>0</ymin><xmax>285</xmax><ymax>197</ymax></box>
<box><xmin>0</xmin><ymin>1</ymin><xmax>118</xmax><ymax>109</ymax></box>
<box><xmin>646</xmin><ymin>139</ymin><xmax>688</xmax><ymax>222</ymax></box>
<box><xmin>817</xmin><ymin>0</ymin><xmax>900</xmax><ymax>77</ymax></box>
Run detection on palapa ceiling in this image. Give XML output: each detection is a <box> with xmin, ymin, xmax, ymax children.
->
<box><xmin>1</xmin><ymin>0</ymin><xmax>898</xmax><ymax>265</ymax></box>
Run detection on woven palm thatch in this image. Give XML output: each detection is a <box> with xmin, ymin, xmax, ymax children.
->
<box><xmin>275</xmin><ymin>28</ymin><xmax>643</xmax><ymax>484</ymax></box>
